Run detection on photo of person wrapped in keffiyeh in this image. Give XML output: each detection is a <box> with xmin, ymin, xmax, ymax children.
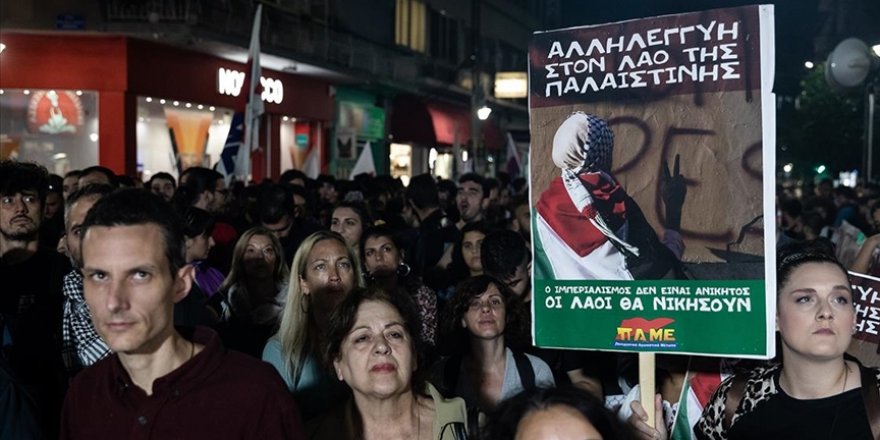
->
<box><xmin>535</xmin><ymin>111</ymin><xmax>686</xmax><ymax>280</ymax></box>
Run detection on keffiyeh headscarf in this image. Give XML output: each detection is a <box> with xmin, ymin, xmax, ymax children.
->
<box><xmin>543</xmin><ymin>112</ymin><xmax>640</xmax><ymax>257</ymax></box>
<box><xmin>551</xmin><ymin>111</ymin><xmax>615</xmax><ymax>173</ymax></box>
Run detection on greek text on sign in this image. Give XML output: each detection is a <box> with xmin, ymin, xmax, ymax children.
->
<box><xmin>217</xmin><ymin>68</ymin><xmax>284</xmax><ymax>104</ymax></box>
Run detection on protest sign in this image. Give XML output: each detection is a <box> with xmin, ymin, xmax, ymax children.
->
<box><xmin>529</xmin><ymin>5</ymin><xmax>776</xmax><ymax>358</ymax></box>
<box><xmin>848</xmin><ymin>271</ymin><xmax>880</xmax><ymax>367</ymax></box>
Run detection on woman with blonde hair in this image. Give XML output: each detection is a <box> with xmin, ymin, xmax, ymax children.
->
<box><xmin>263</xmin><ymin>230</ymin><xmax>363</xmax><ymax>419</ymax></box>
<box><xmin>211</xmin><ymin>226</ymin><xmax>289</xmax><ymax>356</ymax></box>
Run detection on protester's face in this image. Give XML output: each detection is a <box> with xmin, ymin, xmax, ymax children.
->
<box><xmin>82</xmin><ymin>224</ymin><xmax>189</xmax><ymax>355</ymax></box>
<box><xmin>488</xmin><ymin>187</ymin><xmax>500</xmax><ymax>207</ymax></box>
<box><xmin>293</xmin><ymin>194</ymin><xmax>307</xmax><ymax>219</ymax></box>
<box><xmin>364</xmin><ymin>235</ymin><xmax>402</xmax><ymax>276</ymax></box>
<box><xmin>79</xmin><ymin>171</ymin><xmax>112</xmax><ymax>187</ymax></box>
<box><xmin>300</xmin><ymin>239</ymin><xmax>356</xmax><ymax>316</ymax></box>
<box><xmin>321</xmin><ymin>183</ymin><xmax>338</xmax><ymax>203</ymax></box>
<box><xmin>456</xmin><ymin>181</ymin><xmax>485</xmax><ymax>223</ymax></box>
<box><xmin>331</xmin><ymin>207</ymin><xmax>364</xmax><ymax>248</ymax></box>
<box><xmin>515</xmin><ymin>204</ymin><xmax>531</xmax><ymax>239</ymax></box>
<box><xmin>150</xmin><ymin>178</ymin><xmax>175</xmax><ymax>202</ymax></box>
<box><xmin>185</xmin><ymin>232</ymin><xmax>214</xmax><ymax>262</ymax></box>
<box><xmin>65</xmin><ymin>196</ymin><xmax>99</xmax><ymax>268</ymax></box>
<box><xmin>44</xmin><ymin>192</ymin><xmax>63</xmax><ymax>219</ymax></box>
<box><xmin>334</xmin><ymin>300</ymin><xmax>414</xmax><ymax>399</ymax></box>
<box><xmin>242</xmin><ymin>234</ymin><xmax>277</xmax><ymax>279</ymax></box>
<box><xmin>777</xmin><ymin>262</ymin><xmax>855</xmax><ymax>362</ymax></box>
<box><xmin>462</xmin><ymin>283</ymin><xmax>506</xmax><ymax>339</ymax></box>
<box><xmin>262</xmin><ymin>214</ymin><xmax>293</xmax><ymax>240</ymax></box>
<box><xmin>498</xmin><ymin>258</ymin><xmax>531</xmax><ymax>298</ymax></box>
<box><xmin>213</xmin><ymin>178</ymin><xmax>227</xmax><ymax>210</ymax></box>
<box><xmin>62</xmin><ymin>175</ymin><xmax>79</xmax><ymax>200</ymax></box>
<box><xmin>515</xmin><ymin>405</ymin><xmax>604</xmax><ymax>440</ymax></box>
<box><xmin>0</xmin><ymin>191</ymin><xmax>42</xmax><ymax>241</ymax></box>
<box><xmin>462</xmin><ymin>231</ymin><xmax>485</xmax><ymax>275</ymax></box>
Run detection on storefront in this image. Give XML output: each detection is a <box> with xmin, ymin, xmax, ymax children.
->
<box><xmin>388</xmin><ymin>94</ymin><xmax>503</xmax><ymax>181</ymax></box>
<box><xmin>0</xmin><ymin>32</ymin><xmax>333</xmax><ymax>180</ymax></box>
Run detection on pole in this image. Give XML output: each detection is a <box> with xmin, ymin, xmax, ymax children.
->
<box><xmin>867</xmin><ymin>86</ymin><xmax>875</xmax><ymax>183</ymax></box>
<box><xmin>639</xmin><ymin>352</ymin><xmax>656</xmax><ymax>430</ymax></box>
<box><xmin>471</xmin><ymin>0</ymin><xmax>481</xmax><ymax>174</ymax></box>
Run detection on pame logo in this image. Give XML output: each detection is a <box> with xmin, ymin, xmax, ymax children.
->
<box><xmin>615</xmin><ymin>317</ymin><xmax>676</xmax><ymax>342</ymax></box>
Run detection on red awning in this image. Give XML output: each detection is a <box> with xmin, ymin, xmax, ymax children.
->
<box><xmin>425</xmin><ymin>103</ymin><xmax>471</xmax><ymax>145</ymax></box>
<box><xmin>390</xmin><ymin>95</ymin><xmax>501</xmax><ymax>150</ymax></box>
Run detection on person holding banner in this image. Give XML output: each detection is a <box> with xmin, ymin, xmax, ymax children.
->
<box><xmin>535</xmin><ymin>112</ymin><xmax>684</xmax><ymax>281</ymax></box>
<box><xmin>695</xmin><ymin>241</ymin><xmax>880</xmax><ymax>440</ymax></box>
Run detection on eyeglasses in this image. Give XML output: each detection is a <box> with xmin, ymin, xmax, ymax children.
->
<box><xmin>468</xmin><ymin>297</ymin><xmax>504</xmax><ymax>311</ymax></box>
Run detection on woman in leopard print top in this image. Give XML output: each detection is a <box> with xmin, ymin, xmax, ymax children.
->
<box><xmin>696</xmin><ymin>241</ymin><xmax>880</xmax><ymax>440</ymax></box>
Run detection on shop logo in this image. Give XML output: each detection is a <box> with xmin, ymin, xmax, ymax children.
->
<box><xmin>615</xmin><ymin>317</ymin><xmax>676</xmax><ymax>344</ymax></box>
<box><xmin>27</xmin><ymin>90</ymin><xmax>84</xmax><ymax>135</ymax></box>
<box><xmin>217</xmin><ymin>68</ymin><xmax>284</xmax><ymax>104</ymax></box>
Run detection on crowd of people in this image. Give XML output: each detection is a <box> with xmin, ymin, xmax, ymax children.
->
<box><xmin>1</xmin><ymin>159</ymin><xmax>878</xmax><ymax>439</ymax></box>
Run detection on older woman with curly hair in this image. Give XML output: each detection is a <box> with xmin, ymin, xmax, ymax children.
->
<box><xmin>308</xmin><ymin>286</ymin><xmax>468</xmax><ymax>440</ymax></box>
<box><xmin>262</xmin><ymin>230</ymin><xmax>362</xmax><ymax>420</ymax></box>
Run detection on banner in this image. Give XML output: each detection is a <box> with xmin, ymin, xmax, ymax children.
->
<box><xmin>529</xmin><ymin>6</ymin><xmax>776</xmax><ymax>358</ymax></box>
<box><xmin>848</xmin><ymin>271</ymin><xmax>880</xmax><ymax>367</ymax></box>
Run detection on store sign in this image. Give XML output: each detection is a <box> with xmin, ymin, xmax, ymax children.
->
<box><xmin>494</xmin><ymin>72</ymin><xmax>528</xmax><ymax>98</ymax></box>
<box><xmin>27</xmin><ymin>90</ymin><xmax>84</xmax><ymax>135</ymax></box>
<box><xmin>217</xmin><ymin>68</ymin><xmax>284</xmax><ymax>104</ymax></box>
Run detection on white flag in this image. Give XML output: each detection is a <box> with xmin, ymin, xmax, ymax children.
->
<box><xmin>303</xmin><ymin>147</ymin><xmax>320</xmax><ymax>179</ymax></box>
<box><xmin>350</xmin><ymin>142</ymin><xmax>376</xmax><ymax>176</ymax></box>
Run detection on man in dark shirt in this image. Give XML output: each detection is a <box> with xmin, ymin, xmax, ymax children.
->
<box><xmin>0</xmin><ymin>160</ymin><xmax>68</xmax><ymax>437</ymax></box>
<box><xmin>61</xmin><ymin>189</ymin><xmax>304</xmax><ymax>439</ymax></box>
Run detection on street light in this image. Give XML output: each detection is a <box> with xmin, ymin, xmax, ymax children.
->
<box><xmin>477</xmin><ymin>105</ymin><xmax>492</xmax><ymax>121</ymax></box>
<box><xmin>816</xmin><ymin>164</ymin><xmax>827</xmax><ymax>174</ymax></box>
<box><xmin>804</xmin><ymin>61</ymin><xmax>814</xmax><ymax>69</ymax></box>
<box><xmin>783</xmin><ymin>163</ymin><xmax>793</xmax><ymax>173</ymax></box>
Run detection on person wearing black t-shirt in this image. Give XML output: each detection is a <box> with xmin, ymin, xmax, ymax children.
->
<box><xmin>695</xmin><ymin>241</ymin><xmax>879</xmax><ymax>440</ymax></box>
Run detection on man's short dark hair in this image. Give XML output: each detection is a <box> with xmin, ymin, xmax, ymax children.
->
<box><xmin>180</xmin><ymin>167</ymin><xmax>222</xmax><ymax>195</ymax></box>
<box><xmin>459</xmin><ymin>172</ymin><xmax>489</xmax><ymax>195</ymax></box>
<box><xmin>279</xmin><ymin>169</ymin><xmax>307</xmax><ymax>186</ymax></box>
<box><xmin>317</xmin><ymin>174</ymin><xmax>336</xmax><ymax>187</ymax></box>
<box><xmin>65</xmin><ymin>184</ymin><xmax>115</xmax><ymax>214</ymax></box>
<box><xmin>405</xmin><ymin>174</ymin><xmax>439</xmax><ymax>209</ymax></box>
<box><xmin>82</xmin><ymin>189</ymin><xmax>186</xmax><ymax>274</ymax></box>
<box><xmin>48</xmin><ymin>174</ymin><xmax>64</xmax><ymax>196</ymax></box>
<box><xmin>148</xmin><ymin>172</ymin><xmax>177</xmax><ymax>188</ymax></box>
<box><xmin>258</xmin><ymin>184</ymin><xmax>294</xmax><ymax>224</ymax></box>
<box><xmin>0</xmin><ymin>160</ymin><xmax>50</xmax><ymax>203</ymax></box>
<box><xmin>481</xmin><ymin>229</ymin><xmax>529</xmax><ymax>279</ymax></box>
<box><xmin>64</xmin><ymin>169</ymin><xmax>83</xmax><ymax>180</ymax></box>
<box><xmin>80</xmin><ymin>166</ymin><xmax>117</xmax><ymax>187</ymax></box>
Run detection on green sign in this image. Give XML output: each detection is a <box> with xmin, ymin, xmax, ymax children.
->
<box><xmin>338</xmin><ymin>101</ymin><xmax>385</xmax><ymax>141</ymax></box>
<box><xmin>534</xmin><ymin>279</ymin><xmax>767</xmax><ymax>356</ymax></box>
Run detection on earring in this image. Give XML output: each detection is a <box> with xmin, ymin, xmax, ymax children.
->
<box><xmin>300</xmin><ymin>295</ymin><xmax>310</xmax><ymax>314</ymax></box>
<box><xmin>397</xmin><ymin>262</ymin><xmax>412</xmax><ymax>278</ymax></box>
